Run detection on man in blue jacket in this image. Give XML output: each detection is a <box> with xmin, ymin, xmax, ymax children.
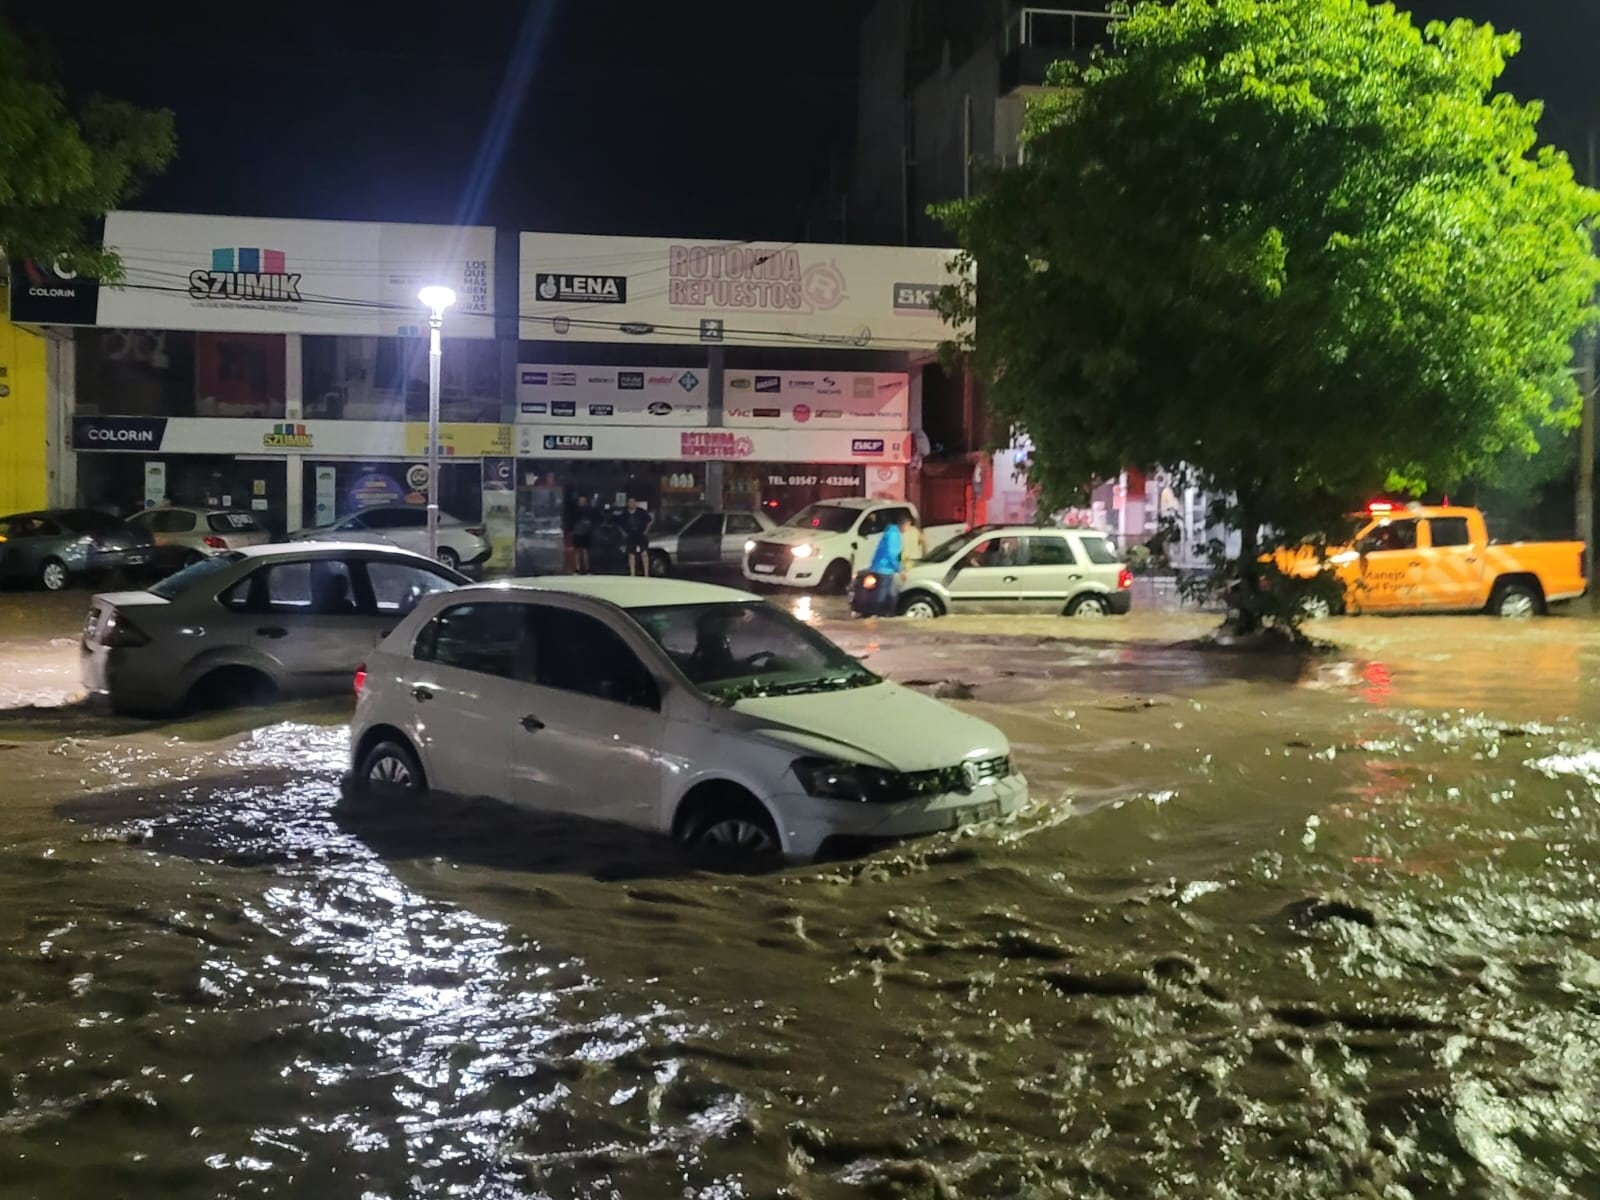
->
<box><xmin>867</xmin><ymin>512</ymin><xmax>910</xmax><ymax>615</ymax></box>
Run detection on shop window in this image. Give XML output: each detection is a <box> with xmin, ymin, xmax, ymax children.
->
<box><xmin>302</xmin><ymin>336</ymin><xmax>500</xmax><ymax>422</ymax></box>
<box><xmin>76</xmin><ymin>330</ymin><xmax>285</xmax><ymax>418</ymax></box>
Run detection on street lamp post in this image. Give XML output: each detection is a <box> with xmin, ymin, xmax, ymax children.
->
<box><xmin>417</xmin><ymin>285</ymin><xmax>457</xmax><ymax>561</ymax></box>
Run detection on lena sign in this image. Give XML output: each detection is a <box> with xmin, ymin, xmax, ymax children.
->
<box><xmin>521</xmin><ymin>232</ymin><xmax>965</xmax><ymax>349</ymax></box>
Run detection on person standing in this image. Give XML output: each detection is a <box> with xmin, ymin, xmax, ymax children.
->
<box><xmin>619</xmin><ymin>496</ymin><xmax>654</xmax><ymax>576</ymax></box>
<box><xmin>569</xmin><ymin>494</ymin><xmax>594</xmax><ymax>575</ymax></box>
<box><xmin>868</xmin><ymin>512</ymin><xmax>910</xmax><ymax>615</ymax></box>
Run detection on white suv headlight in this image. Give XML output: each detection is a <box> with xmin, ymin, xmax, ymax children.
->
<box><xmin>791</xmin><ymin>543</ymin><xmax>816</xmax><ymax>559</ymax></box>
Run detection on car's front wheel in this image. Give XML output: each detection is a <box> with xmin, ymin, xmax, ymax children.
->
<box><xmin>436</xmin><ymin>547</ymin><xmax>461</xmax><ymax>571</ymax></box>
<box><xmin>898</xmin><ymin>592</ymin><xmax>943</xmax><ymax>619</ymax></box>
<box><xmin>40</xmin><ymin>558</ymin><xmax>69</xmax><ymax>592</ymax></box>
<box><xmin>679</xmin><ymin>790</ymin><xmax>782</xmax><ymax>867</ymax></box>
<box><xmin>820</xmin><ymin>560</ymin><xmax>852</xmax><ymax>594</ymax></box>
<box><xmin>648</xmin><ymin>550</ymin><xmax>672</xmax><ymax>577</ymax></box>
<box><xmin>359</xmin><ymin>738</ymin><xmax>426</xmax><ymax>792</ymax></box>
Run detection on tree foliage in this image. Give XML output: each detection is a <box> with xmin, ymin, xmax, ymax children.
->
<box><xmin>0</xmin><ymin>17</ymin><xmax>174</xmax><ymax>279</ymax></box>
<box><xmin>936</xmin><ymin>0</ymin><xmax>1600</xmax><ymax>570</ymax></box>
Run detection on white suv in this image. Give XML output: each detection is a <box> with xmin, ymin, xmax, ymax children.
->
<box><xmin>292</xmin><ymin>504</ymin><xmax>490</xmax><ymax>571</ymax></box>
<box><xmin>741</xmin><ymin>498</ymin><xmax>963</xmax><ymax>593</ymax></box>
<box><xmin>349</xmin><ymin>577</ymin><xmax>1026</xmax><ymax>862</ymax></box>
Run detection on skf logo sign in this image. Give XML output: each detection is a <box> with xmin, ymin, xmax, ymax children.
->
<box><xmin>264</xmin><ymin>422</ymin><xmax>313</xmax><ymax>449</ymax></box>
<box><xmin>892</xmin><ymin>282</ymin><xmax>939</xmax><ymax>312</ymax></box>
<box><xmin>191</xmin><ymin>247</ymin><xmax>303</xmax><ymax>303</ymax></box>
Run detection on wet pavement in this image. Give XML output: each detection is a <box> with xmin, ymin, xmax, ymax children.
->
<box><xmin>2</xmin><ymin>585</ymin><xmax>1600</xmax><ymax>1197</ymax></box>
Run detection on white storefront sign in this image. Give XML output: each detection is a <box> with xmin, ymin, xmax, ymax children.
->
<box><xmin>515</xmin><ymin>364</ymin><xmax>708</xmax><ymax>426</ymax></box>
<box><xmin>513</xmin><ymin>424</ymin><xmax>912</xmax><ymax>464</ymax></box>
<box><xmin>313</xmin><ymin>466</ymin><xmax>338</xmax><ymax>525</ymax></box>
<box><xmin>723</xmin><ymin>370</ymin><xmax>907</xmax><ymax>429</ymax></box>
<box><xmin>519</xmin><ymin>232</ymin><xmax>962</xmax><ymax>349</ymax></box>
<box><xmin>85</xmin><ymin>211</ymin><xmax>496</xmax><ymax>337</ymax></box>
<box><xmin>142</xmin><ymin>461</ymin><xmax>166</xmax><ymax>509</ymax></box>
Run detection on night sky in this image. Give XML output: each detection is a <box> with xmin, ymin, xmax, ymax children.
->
<box><xmin>16</xmin><ymin>1</ymin><xmax>1598</xmax><ymax>239</ymax></box>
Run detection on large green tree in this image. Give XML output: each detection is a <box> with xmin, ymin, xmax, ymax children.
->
<box><xmin>0</xmin><ymin>17</ymin><xmax>174</xmax><ymax>279</ymax></box>
<box><xmin>937</xmin><ymin>0</ymin><xmax>1600</xmax><ymax>612</ymax></box>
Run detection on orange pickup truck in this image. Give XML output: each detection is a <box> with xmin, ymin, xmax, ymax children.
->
<box><xmin>1277</xmin><ymin>504</ymin><xmax>1587</xmax><ymax>617</ymax></box>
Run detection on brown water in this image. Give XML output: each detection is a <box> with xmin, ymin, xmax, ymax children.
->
<box><xmin>2</xmin><ymin>591</ymin><xmax>1600</xmax><ymax>1198</ymax></box>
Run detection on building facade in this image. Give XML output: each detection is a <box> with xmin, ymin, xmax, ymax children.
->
<box><xmin>8</xmin><ymin>211</ymin><xmax>962</xmax><ymax>573</ymax></box>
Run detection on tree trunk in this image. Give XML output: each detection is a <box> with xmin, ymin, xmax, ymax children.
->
<box><xmin>1228</xmin><ymin>489</ymin><xmax>1263</xmax><ymax>635</ymax></box>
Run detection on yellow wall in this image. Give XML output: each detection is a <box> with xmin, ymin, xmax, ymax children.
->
<box><xmin>0</xmin><ymin>284</ymin><xmax>48</xmax><ymax>514</ymax></box>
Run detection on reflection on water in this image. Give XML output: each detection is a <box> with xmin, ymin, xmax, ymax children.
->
<box><xmin>1</xmin><ymin>608</ymin><xmax>1599</xmax><ymax>1195</ymax></box>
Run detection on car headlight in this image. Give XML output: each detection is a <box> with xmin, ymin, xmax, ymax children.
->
<box><xmin>745</xmin><ymin>539</ymin><xmax>757</xmax><ymax>553</ymax></box>
<box><xmin>791</xmin><ymin>543</ymin><xmax>816</xmax><ymax>559</ymax></box>
<box><xmin>793</xmin><ymin>757</ymin><xmax>909</xmax><ymax>803</ymax></box>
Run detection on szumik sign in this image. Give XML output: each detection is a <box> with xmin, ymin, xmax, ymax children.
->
<box><xmin>189</xmin><ymin>246</ymin><xmax>303</xmax><ymax>303</ymax></box>
<box><xmin>71</xmin><ymin>416</ymin><xmax>169</xmax><ymax>450</ymax></box>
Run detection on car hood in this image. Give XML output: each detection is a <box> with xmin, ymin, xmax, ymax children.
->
<box><xmin>726</xmin><ymin>680</ymin><xmax>1007</xmax><ymax>772</ymax></box>
<box><xmin>756</xmin><ymin>525</ymin><xmax>850</xmax><ymax>546</ymax></box>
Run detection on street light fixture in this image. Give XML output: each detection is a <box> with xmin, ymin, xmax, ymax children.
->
<box><xmin>417</xmin><ymin>285</ymin><xmax>456</xmax><ymax>561</ymax></box>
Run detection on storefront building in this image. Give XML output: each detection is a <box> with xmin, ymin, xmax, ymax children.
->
<box><xmin>10</xmin><ymin>213</ymin><xmax>965</xmax><ymax>572</ymax></box>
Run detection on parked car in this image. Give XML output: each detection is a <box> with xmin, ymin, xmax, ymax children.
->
<box><xmin>0</xmin><ymin>508</ymin><xmax>156</xmax><ymax>591</ymax></box>
<box><xmin>126</xmin><ymin>505</ymin><xmax>272</xmax><ymax>572</ymax></box>
<box><xmin>81</xmin><ymin>543</ymin><xmax>467</xmax><ymax>714</ymax></box>
<box><xmin>741</xmin><ymin>499</ymin><xmax>965</xmax><ymax>593</ymax></box>
<box><xmin>349</xmin><ymin>576</ymin><xmax>1026</xmax><ymax>862</ymax></box>
<box><xmin>648</xmin><ymin>510</ymin><xmax>775</xmax><ymax>576</ymax></box>
<box><xmin>851</xmin><ymin>524</ymin><xmax>1133</xmax><ymax>619</ymax></box>
<box><xmin>1274</xmin><ymin>502</ymin><xmax>1588</xmax><ymax>618</ymax></box>
<box><xmin>291</xmin><ymin>504</ymin><xmax>490</xmax><ymax>571</ymax></box>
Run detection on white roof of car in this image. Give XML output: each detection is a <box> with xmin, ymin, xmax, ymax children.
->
<box><xmin>471</xmin><ymin>576</ymin><xmax>760</xmax><ymax>609</ymax></box>
<box><xmin>234</xmin><ymin>541</ymin><xmax>440</xmax><ymax>561</ymax></box>
<box><xmin>809</xmin><ymin>497</ymin><xmax>894</xmax><ymax>511</ymax></box>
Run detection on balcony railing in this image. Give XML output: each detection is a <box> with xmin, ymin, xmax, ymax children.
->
<box><xmin>1000</xmin><ymin>7</ymin><xmax>1118</xmax><ymax>92</ymax></box>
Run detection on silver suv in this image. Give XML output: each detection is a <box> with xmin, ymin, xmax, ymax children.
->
<box><xmin>856</xmin><ymin>525</ymin><xmax>1132</xmax><ymax>618</ymax></box>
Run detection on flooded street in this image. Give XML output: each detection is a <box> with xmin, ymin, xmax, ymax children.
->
<box><xmin>3</xmin><ymin>590</ymin><xmax>1600</xmax><ymax>1197</ymax></box>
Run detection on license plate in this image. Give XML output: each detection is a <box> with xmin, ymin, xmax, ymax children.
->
<box><xmin>753</xmin><ymin>564</ymin><xmax>776</xmax><ymax>573</ymax></box>
<box><xmin>955</xmin><ymin>800</ymin><xmax>1000</xmax><ymax>827</ymax></box>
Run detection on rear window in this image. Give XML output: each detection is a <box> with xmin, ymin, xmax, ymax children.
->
<box><xmin>149</xmin><ymin>552</ymin><xmax>246</xmax><ymax>599</ymax></box>
<box><xmin>1077</xmin><ymin>535</ymin><xmax>1120</xmax><ymax>565</ymax></box>
<box><xmin>208</xmin><ymin>512</ymin><xmax>263</xmax><ymax>533</ymax></box>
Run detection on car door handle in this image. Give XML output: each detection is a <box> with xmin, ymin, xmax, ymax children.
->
<box><xmin>1409</xmin><ymin>560</ymin><xmax>1422</xmax><ymax>567</ymax></box>
<box><xmin>1003</xmin><ymin>575</ymin><xmax>1019</xmax><ymax>583</ymax></box>
<box><xmin>411</xmin><ymin>686</ymin><xmax>434</xmax><ymax>702</ymax></box>
<box><xmin>1068</xmin><ymin>574</ymin><xmax>1083</xmax><ymax>581</ymax></box>
<box><xmin>255</xmin><ymin>626</ymin><xmax>287</xmax><ymax>639</ymax></box>
<box><xmin>520</xmin><ymin>714</ymin><xmax>545</xmax><ymax>732</ymax></box>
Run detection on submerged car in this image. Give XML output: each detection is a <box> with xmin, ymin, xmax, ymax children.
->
<box><xmin>0</xmin><ymin>508</ymin><xmax>156</xmax><ymax>591</ymax></box>
<box><xmin>349</xmin><ymin>577</ymin><xmax>1026</xmax><ymax>862</ymax></box>
<box><xmin>851</xmin><ymin>524</ymin><xmax>1133</xmax><ymax>618</ymax></box>
<box><xmin>647</xmin><ymin>509</ymin><xmax>775</xmax><ymax>576</ymax></box>
<box><xmin>126</xmin><ymin>505</ymin><xmax>272</xmax><ymax>571</ymax></box>
<box><xmin>741</xmin><ymin>498</ymin><xmax>964</xmax><ymax>593</ymax></box>
<box><xmin>82</xmin><ymin>543</ymin><xmax>467</xmax><ymax>713</ymax></box>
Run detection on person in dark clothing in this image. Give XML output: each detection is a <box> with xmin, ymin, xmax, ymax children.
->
<box><xmin>569</xmin><ymin>494</ymin><xmax>594</xmax><ymax>574</ymax></box>
<box><xmin>618</xmin><ymin>497</ymin><xmax>653</xmax><ymax>577</ymax></box>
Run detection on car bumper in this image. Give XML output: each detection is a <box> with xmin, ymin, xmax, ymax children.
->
<box><xmin>771</xmin><ymin>772</ymin><xmax>1028</xmax><ymax>861</ymax></box>
<box><xmin>1106</xmin><ymin>590</ymin><xmax>1133</xmax><ymax>615</ymax></box>
<box><xmin>742</xmin><ymin>558</ymin><xmax>827</xmax><ymax>588</ymax></box>
<box><xmin>87</xmin><ymin>547</ymin><xmax>156</xmax><ymax>573</ymax></box>
<box><xmin>79</xmin><ymin>644</ymin><xmax>184</xmax><ymax>713</ymax></box>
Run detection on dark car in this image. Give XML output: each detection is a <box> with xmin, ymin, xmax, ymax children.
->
<box><xmin>0</xmin><ymin>509</ymin><xmax>156</xmax><ymax>591</ymax></box>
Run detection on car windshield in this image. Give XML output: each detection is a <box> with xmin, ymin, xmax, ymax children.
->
<box><xmin>58</xmin><ymin>510</ymin><xmax>124</xmax><ymax>533</ymax></box>
<box><xmin>922</xmin><ymin>528</ymin><xmax>990</xmax><ymax>564</ymax></box>
<box><xmin>630</xmin><ymin>601</ymin><xmax>878</xmax><ymax>701</ymax></box>
<box><xmin>148</xmin><ymin>552</ymin><xmax>246</xmax><ymax>599</ymax></box>
<box><xmin>784</xmin><ymin>504</ymin><xmax>858</xmax><ymax>533</ymax></box>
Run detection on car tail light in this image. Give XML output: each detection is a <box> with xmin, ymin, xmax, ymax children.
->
<box><xmin>861</xmin><ymin>573</ymin><xmax>879</xmax><ymax>590</ymax></box>
<box><xmin>202</xmin><ymin>535</ymin><xmax>228</xmax><ymax>549</ymax></box>
<box><xmin>466</xmin><ymin>527</ymin><xmax>486</xmax><ymax>538</ymax></box>
<box><xmin>1117</xmin><ymin>567</ymin><xmax>1133</xmax><ymax>590</ymax></box>
<box><xmin>354</xmin><ymin>664</ymin><xmax>367</xmax><ymax>696</ymax></box>
<box><xmin>99</xmin><ymin>609</ymin><xmax>150</xmax><ymax>648</ymax></box>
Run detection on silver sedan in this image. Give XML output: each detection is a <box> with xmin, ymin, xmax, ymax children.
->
<box><xmin>81</xmin><ymin>543</ymin><xmax>466</xmax><ymax>714</ymax></box>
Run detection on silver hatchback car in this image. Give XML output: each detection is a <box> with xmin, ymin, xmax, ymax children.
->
<box><xmin>852</xmin><ymin>525</ymin><xmax>1133</xmax><ymax>618</ymax></box>
<box><xmin>81</xmin><ymin>543</ymin><xmax>466</xmax><ymax>714</ymax></box>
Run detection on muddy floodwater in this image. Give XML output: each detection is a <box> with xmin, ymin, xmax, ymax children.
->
<box><xmin>3</xmin><ymin>589</ymin><xmax>1600</xmax><ymax>1198</ymax></box>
